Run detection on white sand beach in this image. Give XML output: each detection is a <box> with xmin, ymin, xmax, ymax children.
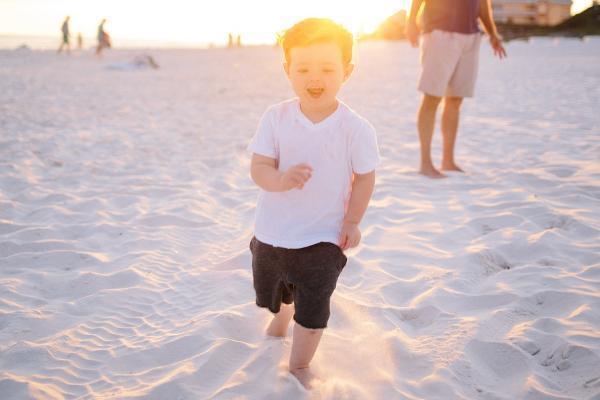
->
<box><xmin>1</xmin><ymin>38</ymin><xmax>599</xmax><ymax>399</ymax></box>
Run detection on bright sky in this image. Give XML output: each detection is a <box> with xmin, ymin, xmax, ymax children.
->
<box><xmin>0</xmin><ymin>0</ymin><xmax>594</xmax><ymax>45</ymax></box>
<box><xmin>0</xmin><ymin>0</ymin><xmax>410</xmax><ymax>45</ymax></box>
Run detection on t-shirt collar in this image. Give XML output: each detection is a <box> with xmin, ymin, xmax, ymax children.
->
<box><xmin>294</xmin><ymin>98</ymin><xmax>344</xmax><ymax>131</ymax></box>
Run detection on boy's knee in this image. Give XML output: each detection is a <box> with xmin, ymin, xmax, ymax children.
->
<box><xmin>294</xmin><ymin>317</ymin><xmax>326</xmax><ymax>332</ymax></box>
<box><xmin>304</xmin><ymin>327</ymin><xmax>321</xmax><ymax>335</ymax></box>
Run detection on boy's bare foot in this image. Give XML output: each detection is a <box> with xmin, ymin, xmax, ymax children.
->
<box><xmin>266</xmin><ymin>320</ymin><xmax>286</xmax><ymax>337</ymax></box>
<box><xmin>290</xmin><ymin>367</ymin><xmax>320</xmax><ymax>390</ymax></box>
<box><xmin>419</xmin><ymin>165</ymin><xmax>447</xmax><ymax>179</ymax></box>
<box><xmin>288</xmin><ymin>323</ymin><xmax>324</xmax><ymax>389</ymax></box>
<box><xmin>441</xmin><ymin>162</ymin><xmax>464</xmax><ymax>172</ymax></box>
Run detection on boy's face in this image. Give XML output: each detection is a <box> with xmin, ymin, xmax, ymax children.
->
<box><xmin>284</xmin><ymin>42</ymin><xmax>353</xmax><ymax>108</ymax></box>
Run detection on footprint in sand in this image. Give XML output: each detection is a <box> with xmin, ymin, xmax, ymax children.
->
<box><xmin>468</xmin><ymin>214</ymin><xmax>524</xmax><ymax>237</ymax></box>
<box><xmin>392</xmin><ymin>305</ymin><xmax>449</xmax><ymax>329</ymax></box>
<box><xmin>539</xmin><ymin>343</ymin><xmax>598</xmax><ymax>373</ymax></box>
<box><xmin>474</xmin><ymin>249</ymin><xmax>513</xmax><ymax>276</ymax></box>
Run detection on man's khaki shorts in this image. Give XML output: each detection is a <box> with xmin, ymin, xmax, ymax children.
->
<box><xmin>418</xmin><ymin>30</ymin><xmax>482</xmax><ymax>98</ymax></box>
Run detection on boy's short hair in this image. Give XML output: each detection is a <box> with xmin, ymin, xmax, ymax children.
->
<box><xmin>280</xmin><ymin>18</ymin><xmax>353</xmax><ymax>65</ymax></box>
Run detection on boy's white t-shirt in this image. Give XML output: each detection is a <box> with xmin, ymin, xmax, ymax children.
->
<box><xmin>247</xmin><ymin>98</ymin><xmax>381</xmax><ymax>249</ymax></box>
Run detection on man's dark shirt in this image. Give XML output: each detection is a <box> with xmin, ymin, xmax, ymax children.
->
<box><xmin>422</xmin><ymin>0</ymin><xmax>481</xmax><ymax>34</ymax></box>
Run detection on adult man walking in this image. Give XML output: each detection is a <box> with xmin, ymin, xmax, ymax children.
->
<box><xmin>406</xmin><ymin>0</ymin><xmax>507</xmax><ymax>178</ymax></box>
<box><xmin>57</xmin><ymin>16</ymin><xmax>71</xmax><ymax>54</ymax></box>
<box><xmin>96</xmin><ymin>19</ymin><xmax>111</xmax><ymax>57</ymax></box>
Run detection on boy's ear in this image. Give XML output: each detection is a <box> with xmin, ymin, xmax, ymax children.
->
<box><xmin>343</xmin><ymin>63</ymin><xmax>355</xmax><ymax>82</ymax></box>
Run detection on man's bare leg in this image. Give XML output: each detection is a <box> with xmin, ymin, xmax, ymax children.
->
<box><xmin>266</xmin><ymin>303</ymin><xmax>294</xmax><ymax>337</ymax></box>
<box><xmin>441</xmin><ymin>96</ymin><xmax>464</xmax><ymax>172</ymax></box>
<box><xmin>289</xmin><ymin>323</ymin><xmax>324</xmax><ymax>389</ymax></box>
<box><xmin>418</xmin><ymin>94</ymin><xmax>446</xmax><ymax>178</ymax></box>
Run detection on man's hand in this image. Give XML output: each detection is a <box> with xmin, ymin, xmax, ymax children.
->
<box><xmin>490</xmin><ymin>33</ymin><xmax>507</xmax><ymax>59</ymax></box>
<box><xmin>339</xmin><ymin>221</ymin><xmax>361</xmax><ymax>251</ymax></box>
<box><xmin>405</xmin><ymin>20</ymin><xmax>420</xmax><ymax>48</ymax></box>
<box><xmin>280</xmin><ymin>163</ymin><xmax>313</xmax><ymax>191</ymax></box>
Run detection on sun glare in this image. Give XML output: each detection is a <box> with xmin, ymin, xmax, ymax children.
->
<box><xmin>164</xmin><ymin>0</ymin><xmax>410</xmax><ymax>45</ymax></box>
<box><xmin>1</xmin><ymin>0</ymin><xmax>595</xmax><ymax>46</ymax></box>
<box><xmin>0</xmin><ymin>0</ymin><xmax>410</xmax><ymax>46</ymax></box>
<box><xmin>289</xmin><ymin>0</ymin><xmax>411</xmax><ymax>36</ymax></box>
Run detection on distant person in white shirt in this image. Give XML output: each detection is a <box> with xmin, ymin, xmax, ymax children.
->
<box><xmin>247</xmin><ymin>18</ymin><xmax>380</xmax><ymax>389</ymax></box>
<box><xmin>57</xmin><ymin>16</ymin><xmax>71</xmax><ymax>55</ymax></box>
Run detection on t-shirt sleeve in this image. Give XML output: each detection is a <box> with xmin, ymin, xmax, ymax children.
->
<box><xmin>351</xmin><ymin>121</ymin><xmax>381</xmax><ymax>174</ymax></box>
<box><xmin>247</xmin><ymin>108</ymin><xmax>278</xmax><ymax>159</ymax></box>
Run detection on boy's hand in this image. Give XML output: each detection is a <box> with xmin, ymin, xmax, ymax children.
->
<box><xmin>490</xmin><ymin>34</ymin><xmax>507</xmax><ymax>59</ymax></box>
<box><xmin>280</xmin><ymin>163</ymin><xmax>313</xmax><ymax>191</ymax></box>
<box><xmin>339</xmin><ymin>221</ymin><xmax>361</xmax><ymax>251</ymax></box>
<box><xmin>405</xmin><ymin>20</ymin><xmax>420</xmax><ymax>48</ymax></box>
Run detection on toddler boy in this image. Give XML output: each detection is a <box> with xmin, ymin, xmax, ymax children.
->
<box><xmin>247</xmin><ymin>18</ymin><xmax>380</xmax><ymax>389</ymax></box>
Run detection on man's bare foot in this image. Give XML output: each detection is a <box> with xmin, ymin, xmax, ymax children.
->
<box><xmin>441</xmin><ymin>162</ymin><xmax>464</xmax><ymax>172</ymax></box>
<box><xmin>419</xmin><ymin>165</ymin><xmax>447</xmax><ymax>179</ymax></box>
<box><xmin>290</xmin><ymin>367</ymin><xmax>320</xmax><ymax>390</ymax></box>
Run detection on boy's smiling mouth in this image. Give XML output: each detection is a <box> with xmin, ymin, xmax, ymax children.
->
<box><xmin>306</xmin><ymin>87</ymin><xmax>325</xmax><ymax>98</ymax></box>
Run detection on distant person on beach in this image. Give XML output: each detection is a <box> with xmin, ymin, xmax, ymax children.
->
<box><xmin>96</xmin><ymin>19</ymin><xmax>111</xmax><ymax>56</ymax></box>
<box><xmin>57</xmin><ymin>16</ymin><xmax>71</xmax><ymax>54</ymax></box>
<box><xmin>77</xmin><ymin>33</ymin><xmax>83</xmax><ymax>50</ymax></box>
<box><xmin>228</xmin><ymin>33</ymin><xmax>234</xmax><ymax>48</ymax></box>
<box><xmin>247</xmin><ymin>18</ymin><xmax>380</xmax><ymax>389</ymax></box>
<box><xmin>406</xmin><ymin>0</ymin><xmax>506</xmax><ymax>178</ymax></box>
<box><xmin>236</xmin><ymin>34</ymin><xmax>242</xmax><ymax>47</ymax></box>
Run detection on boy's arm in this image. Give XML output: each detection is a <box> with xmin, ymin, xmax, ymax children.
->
<box><xmin>479</xmin><ymin>0</ymin><xmax>507</xmax><ymax>58</ymax></box>
<box><xmin>406</xmin><ymin>0</ymin><xmax>424</xmax><ymax>47</ymax></box>
<box><xmin>250</xmin><ymin>154</ymin><xmax>312</xmax><ymax>192</ymax></box>
<box><xmin>339</xmin><ymin>171</ymin><xmax>376</xmax><ymax>250</ymax></box>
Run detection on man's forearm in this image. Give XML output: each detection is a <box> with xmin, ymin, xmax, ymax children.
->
<box><xmin>344</xmin><ymin>173</ymin><xmax>376</xmax><ymax>224</ymax></box>
<box><xmin>479</xmin><ymin>0</ymin><xmax>499</xmax><ymax>36</ymax></box>
<box><xmin>408</xmin><ymin>0</ymin><xmax>424</xmax><ymax>22</ymax></box>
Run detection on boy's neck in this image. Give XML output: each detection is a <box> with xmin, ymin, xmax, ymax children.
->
<box><xmin>299</xmin><ymin>99</ymin><xmax>339</xmax><ymax>124</ymax></box>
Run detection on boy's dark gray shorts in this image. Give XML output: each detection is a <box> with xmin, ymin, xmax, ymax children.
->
<box><xmin>249</xmin><ymin>237</ymin><xmax>347</xmax><ymax>330</ymax></box>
